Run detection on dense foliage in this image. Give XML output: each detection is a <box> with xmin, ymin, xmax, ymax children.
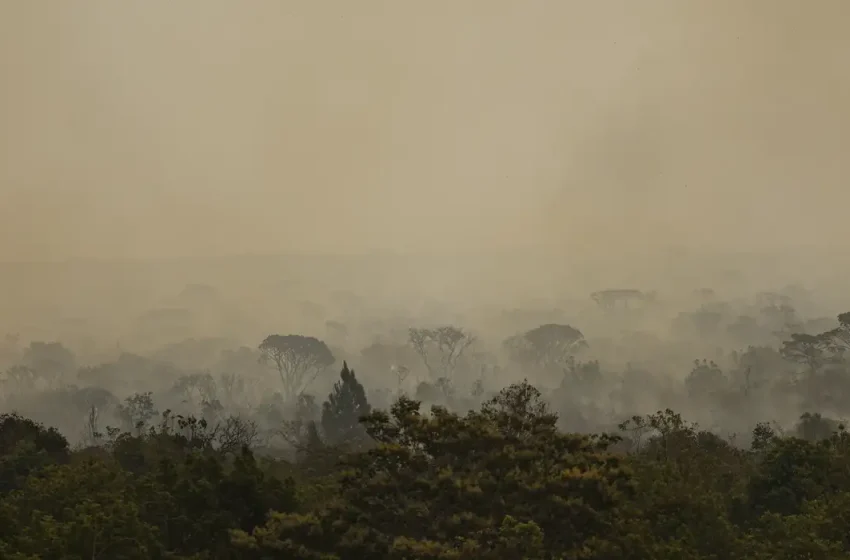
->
<box><xmin>3</xmin><ymin>372</ymin><xmax>850</xmax><ymax>558</ymax></box>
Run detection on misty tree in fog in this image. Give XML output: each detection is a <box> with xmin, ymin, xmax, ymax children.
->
<box><xmin>116</xmin><ymin>392</ymin><xmax>157</xmax><ymax>434</ymax></box>
<box><xmin>21</xmin><ymin>341</ymin><xmax>76</xmax><ymax>383</ymax></box>
<box><xmin>819</xmin><ymin>312</ymin><xmax>850</xmax><ymax>355</ymax></box>
<box><xmin>590</xmin><ymin>289</ymin><xmax>654</xmax><ymax>310</ymax></box>
<box><xmin>780</xmin><ymin>332</ymin><xmax>832</xmax><ymax>377</ymax></box>
<box><xmin>258</xmin><ymin>334</ymin><xmax>335</xmax><ymax>404</ymax></box>
<box><xmin>685</xmin><ymin>359</ymin><xmax>726</xmax><ymax>400</ymax></box>
<box><xmin>674</xmin><ymin>307</ymin><xmax>725</xmax><ymax>337</ymax></box>
<box><xmin>0</xmin><ymin>365</ymin><xmax>37</xmax><ymax>394</ymax></box>
<box><xmin>360</xmin><ymin>341</ymin><xmax>418</xmax><ymax>383</ymax></box>
<box><xmin>408</xmin><ymin>326</ymin><xmax>475</xmax><ymax>380</ymax></box>
<box><xmin>730</xmin><ymin>345</ymin><xmax>786</xmax><ymax>396</ymax></box>
<box><xmin>216</xmin><ymin>346</ymin><xmax>266</xmax><ymax>378</ymax></box>
<box><xmin>68</xmin><ymin>386</ymin><xmax>118</xmax><ymax>413</ymax></box>
<box><xmin>324</xmin><ymin>320</ymin><xmax>349</xmax><ymax>342</ymax></box>
<box><xmin>279</xmin><ymin>392</ymin><xmax>323</xmax><ymax>451</ymax></box>
<box><xmin>217</xmin><ymin>372</ymin><xmax>246</xmax><ymax>406</ymax></box>
<box><xmin>171</xmin><ymin>372</ymin><xmax>218</xmax><ymax>406</ymax></box>
<box><xmin>503</xmin><ymin>323</ymin><xmax>587</xmax><ymax>372</ymax></box>
<box><xmin>563</xmin><ymin>359</ymin><xmax>604</xmax><ymax>395</ymax></box>
<box><xmin>795</xmin><ymin>412</ymin><xmax>842</xmax><ymax>442</ymax></box>
<box><xmin>391</xmin><ymin>364</ymin><xmax>410</xmax><ymax>393</ymax></box>
<box><xmin>778</xmin><ymin>311</ymin><xmax>850</xmax><ymax>370</ymax></box>
<box><xmin>726</xmin><ymin>314</ymin><xmax>764</xmax><ymax>344</ymax></box>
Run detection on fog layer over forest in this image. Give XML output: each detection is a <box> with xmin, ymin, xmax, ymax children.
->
<box><xmin>1</xmin><ymin>0</ymin><xmax>849</xmax><ymax>439</ymax></box>
<box><xmin>2</xmin><ymin>2</ymin><xmax>850</xmax><ymax>558</ymax></box>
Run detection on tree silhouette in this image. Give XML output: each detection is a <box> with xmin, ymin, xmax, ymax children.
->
<box><xmin>780</xmin><ymin>333</ymin><xmax>831</xmax><ymax>377</ymax></box>
<box><xmin>321</xmin><ymin>362</ymin><xmax>371</xmax><ymax>447</ymax></box>
<box><xmin>408</xmin><ymin>326</ymin><xmax>475</xmax><ymax>380</ymax></box>
<box><xmin>258</xmin><ymin>334</ymin><xmax>335</xmax><ymax>404</ymax></box>
<box><xmin>503</xmin><ymin>323</ymin><xmax>586</xmax><ymax>371</ymax></box>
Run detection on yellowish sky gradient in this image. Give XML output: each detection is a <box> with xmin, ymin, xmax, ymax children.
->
<box><xmin>0</xmin><ymin>1</ymin><xmax>848</xmax><ymax>261</ymax></box>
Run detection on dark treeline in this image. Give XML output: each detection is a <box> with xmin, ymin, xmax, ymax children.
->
<box><xmin>3</xmin><ymin>289</ymin><xmax>850</xmax><ymax>557</ymax></box>
<box><xmin>2</xmin><ymin>376</ymin><xmax>850</xmax><ymax>558</ymax></box>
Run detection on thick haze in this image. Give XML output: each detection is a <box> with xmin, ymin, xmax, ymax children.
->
<box><xmin>1</xmin><ymin>1</ymin><xmax>848</xmax><ymax>262</ymax></box>
<box><xmin>6</xmin><ymin>2</ymin><xmax>850</xmax><ymax>456</ymax></box>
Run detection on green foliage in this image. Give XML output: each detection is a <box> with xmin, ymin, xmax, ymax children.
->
<box><xmin>0</xmin><ymin>413</ymin><xmax>69</xmax><ymax>493</ymax></box>
<box><xmin>238</xmin><ymin>381</ymin><xmax>634</xmax><ymax>558</ymax></box>
<box><xmin>0</xmin><ymin>458</ymin><xmax>160</xmax><ymax>559</ymax></box>
<box><xmin>7</xmin><ymin>377</ymin><xmax>850</xmax><ymax>558</ymax></box>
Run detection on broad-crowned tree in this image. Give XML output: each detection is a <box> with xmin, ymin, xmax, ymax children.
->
<box><xmin>259</xmin><ymin>334</ymin><xmax>335</xmax><ymax>404</ymax></box>
<box><xmin>503</xmin><ymin>323</ymin><xmax>586</xmax><ymax>372</ymax></box>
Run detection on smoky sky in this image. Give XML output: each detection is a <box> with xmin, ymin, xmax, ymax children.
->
<box><xmin>1</xmin><ymin>1</ymin><xmax>848</xmax><ymax>262</ymax></box>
